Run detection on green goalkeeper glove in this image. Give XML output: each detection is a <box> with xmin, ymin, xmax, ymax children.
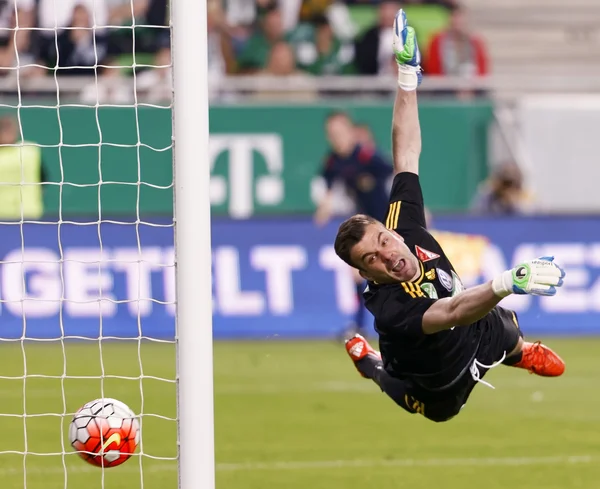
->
<box><xmin>492</xmin><ymin>256</ymin><xmax>566</xmax><ymax>298</ymax></box>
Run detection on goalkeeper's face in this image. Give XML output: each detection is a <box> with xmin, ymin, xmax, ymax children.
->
<box><xmin>350</xmin><ymin>223</ymin><xmax>420</xmax><ymax>284</ymax></box>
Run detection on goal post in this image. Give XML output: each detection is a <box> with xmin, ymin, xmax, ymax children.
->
<box><xmin>171</xmin><ymin>0</ymin><xmax>216</xmax><ymax>488</ymax></box>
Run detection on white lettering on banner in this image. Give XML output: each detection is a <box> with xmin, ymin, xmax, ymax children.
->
<box><xmin>2</xmin><ymin>248</ymin><xmax>61</xmax><ymax>317</ymax></box>
<box><xmin>162</xmin><ymin>247</ymin><xmax>176</xmax><ymax>316</ymax></box>
<box><xmin>590</xmin><ymin>244</ymin><xmax>600</xmax><ymax>312</ymax></box>
<box><xmin>250</xmin><ymin>246</ymin><xmax>307</xmax><ymax>315</ymax></box>
<box><xmin>64</xmin><ymin>248</ymin><xmax>117</xmax><ymax>318</ymax></box>
<box><xmin>590</xmin><ymin>273</ymin><xmax>600</xmax><ymax>313</ymax></box>
<box><xmin>209</xmin><ymin>134</ymin><xmax>284</xmax><ymax>218</ymax></box>
<box><xmin>3</xmin><ymin>239</ymin><xmax>600</xmax><ymax>322</ymax></box>
<box><xmin>591</xmin><ymin>243</ymin><xmax>600</xmax><ymax>267</ymax></box>
<box><xmin>112</xmin><ymin>247</ymin><xmax>162</xmax><ymax>317</ymax></box>
<box><xmin>319</xmin><ymin>246</ymin><xmax>357</xmax><ymax>315</ymax></box>
<box><xmin>537</xmin><ymin>243</ymin><xmax>589</xmax><ymax>313</ymax></box>
<box><xmin>214</xmin><ymin>246</ymin><xmax>264</xmax><ymax>316</ymax></box>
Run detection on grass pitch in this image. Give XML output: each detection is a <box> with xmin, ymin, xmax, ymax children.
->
<box><xmin>0</xmin><ymin>338</ymin><xmax>598</xmax><ymax>488</ymax></box>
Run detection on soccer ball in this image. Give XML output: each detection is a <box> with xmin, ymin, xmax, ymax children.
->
<box><xmin>69</xmin><ymin>398</ymin><xmax>140</xmax><ymax>468</ymax></box>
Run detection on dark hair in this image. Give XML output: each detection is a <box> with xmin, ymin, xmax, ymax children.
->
<box><xmin>334</xmin><ymin>214</ymin><xmax>380</xmax><ymax>268</ymax></box>
<box><xmin>448</xmin><ymin>3</ymin><xmax>463</xmax><ymax>14</ymax></box>
<box><xmin>258</xmin><ymin>2</ymin><xmax>279</xmax><ymax>20</ymax></box>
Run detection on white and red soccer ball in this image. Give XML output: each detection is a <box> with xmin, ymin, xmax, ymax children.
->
<box><xmin>69</xmin><ymin>398</ymin><xmax>140</xmax><ymax>468</ymax></box>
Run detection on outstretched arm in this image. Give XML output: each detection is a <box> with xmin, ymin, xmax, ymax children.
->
<box><xmin>422</xmin><ymin>282</ymin><xmax>502</xmax><ymax>334</ymax></box>
<box><xmin>391</xmin><ymin>10</ymin><xmax>423</xmax><ymax>176</ymax></box>
<box><xmin>392</xmin><ymin>90</ymin><xmax>421</xmax><ymax>176</ymax></box>
<box><xmin>422</xmin><ymin>257</ymin><xmax>565</xmax><ymax>335</ymax></box>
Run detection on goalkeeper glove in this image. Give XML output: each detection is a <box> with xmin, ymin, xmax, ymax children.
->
<box><xmin>492</xmin><ymin>256</ymin><xmax>566</xmax><ymax>298</ymax></box>
<box><xmin>392</xmin><ymin>9</ymin><xmax>422</xmax><ymax>91</ymax></box>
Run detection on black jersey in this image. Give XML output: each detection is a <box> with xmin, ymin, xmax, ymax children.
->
<box><xmin>364</xmin><ymin>172</ymin><xmax>493</xmax><ymax>392</ymax></box>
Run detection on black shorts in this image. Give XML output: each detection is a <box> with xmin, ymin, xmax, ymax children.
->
<box><xmin>404</xmin><ymin>308</ymin><xmax>523</xmax><ymax>422</ymax></box>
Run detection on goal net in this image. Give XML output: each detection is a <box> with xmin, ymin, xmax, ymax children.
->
<box><xmin>0</xmin><ymin>0</ymin><xmax>208</xmax><ymax>487</ymax></box>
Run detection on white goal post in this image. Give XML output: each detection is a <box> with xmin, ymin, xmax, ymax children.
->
<box><xmin>172</xmin><ymin>0</ymin><xmax>216</xmax><ymax>488</ymax></box>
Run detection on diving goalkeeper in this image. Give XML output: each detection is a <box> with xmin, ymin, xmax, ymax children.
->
<box><xmin>335</xmin><ymin>10</ymin><xmax>566</xmax><ymax>423</ymax></box>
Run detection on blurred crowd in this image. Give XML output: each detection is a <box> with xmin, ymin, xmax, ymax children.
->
<box><xmin>210</xmin><ymin>0</ymin><xmax>489</xmax><ymax>83</ymax></box>
<box><xmin>0</xmin><ymin>0</ymin><xmax>169</xmax><ymax>101</ymax></box>
<box><xmin>0</xmin><ymin>0</ymin><xmax>168</xmax><ymax>76</ymax></box>
<box><xmin>0</xmin><ymin>0</ymin><xmax>490</xmax><ymax>101</ymax></box>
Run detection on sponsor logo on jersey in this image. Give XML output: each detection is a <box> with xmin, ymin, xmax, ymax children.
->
<box><xmin>437</xmin><ymin>268</ymin><xmax>453</xmax><ymax>291</ymax></box>
<box><xmin>425</xmin><ymin>269</ymin><xmax>436</xmax><ymax>281</ymax></box>
<box><xmin>451</xmin><ymin>271</ymin><xmax>465</xmax><ymax>296</ymax></box>
<box><xmin>420</xmin><ymin>282</ymin><xmax>438</xmax><ymax>299</ymax></box>
<box><xmin>415</xmin><ymin>246</ymin><xmax>440</xmax><ymax>263</ymax></box>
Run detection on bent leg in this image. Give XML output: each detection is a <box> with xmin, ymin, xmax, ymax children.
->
<box><xmin>346</xmin><ymin>334</ymin><xmax>460</xmax><ymax>421</ymax></box>
<box><xmin>357</xmin><ymin>355</ymin><xmax>416</xmax><ymax>414</ymax></box>
<box><xmin>358</xmin><ymin>355</ymin><xmax>457</xmax><ymax>421</ymax></box>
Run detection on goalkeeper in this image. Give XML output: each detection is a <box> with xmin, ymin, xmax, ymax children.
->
<box><xmin>334</xmin><ymin>10</ymin><xmax>566</xmax><ymax>423</ymax></box>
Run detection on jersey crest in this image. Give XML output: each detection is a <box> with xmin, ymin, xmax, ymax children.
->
<box><xmin>415</xmin><ymin>245</ymin><xmax>440</xmax><ymax>263</ymax></box>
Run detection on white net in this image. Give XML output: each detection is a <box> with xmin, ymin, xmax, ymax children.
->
<box><xmin>0</xmin><ymin>0</ymin><xmax>178</xmax><ymax>487</ymax></box>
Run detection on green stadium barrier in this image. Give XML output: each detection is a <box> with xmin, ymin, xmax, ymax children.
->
<box><xmin>10</xmin><ymin>100</ymin><xmax>492</xmax><ymax>217</ymax></box>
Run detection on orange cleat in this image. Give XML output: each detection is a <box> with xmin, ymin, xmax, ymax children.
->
<box><xmin>513</xmin><ymin>341</ymin><xmax>565</xmax><ymax>377</ymax></box>
<box><xmin>345</xmin><ymin>334</ymin><xmax>382</xmax><ymax>378</ymax></box>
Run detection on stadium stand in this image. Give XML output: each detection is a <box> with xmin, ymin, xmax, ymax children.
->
<box><xmin>463</xmin><ymin>0</ymin><xmax>600</xmax><ymax>76</ymax></box>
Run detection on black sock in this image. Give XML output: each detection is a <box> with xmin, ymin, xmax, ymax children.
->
<box><xmin>356</xmin><ymin>355</ymin><xmax>380</xmax><ymax>379</ymax></box>
<box><xmin>354</xmin><ymin>283</ymin><xmax>365</xmax><ymax>331</ymax></box>
<box><xmin>503</xmin><ymin>351</ymin><xmax>523</xmax><ymax>366</ymax></box>
<box><xmin>357</xmin><ymin>357</ymin><xmax>408</xmax><ymax>408</ymax></box>
<box><xmin>373</xmin><ymin>365</ymin><xmax>409</xmax><ymax>407</ymax></box>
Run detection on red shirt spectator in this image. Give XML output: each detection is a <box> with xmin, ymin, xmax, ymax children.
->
<box><xmin>424</xmin><ymin>5</ymin><xmax>489</xmax><ymax>77</ymax></box>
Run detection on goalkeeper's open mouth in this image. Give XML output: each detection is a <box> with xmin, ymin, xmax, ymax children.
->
<box><xmin>390</xmin><ymin>258</ymin><xmax>406</xmax><ymax>276</ymax></box>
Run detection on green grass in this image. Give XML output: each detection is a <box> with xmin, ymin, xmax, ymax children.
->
<box><xmin>0</xmin><ymin>338</ymin><xmax>598</xmax><ymax>488</ymax></box>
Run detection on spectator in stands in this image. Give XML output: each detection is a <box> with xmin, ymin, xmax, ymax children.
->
<box><xmin>0</xmin><ymin>0</ymin><xmax>39</xmax><ymax>77</ymax></box>
<box><xmin>0</xmin><ymin>116</ymin><xmax>45</xmax><ymax>219</ymax></box>
<box><xmin>424</xmin><ymin>4</ymin><xmax>489</xmax><ymax>79</ymax></box>
<box><xmin>292</xmin><ymin>14</ymin><xmax>354</xmax><ymax>75</ymax></box>
<box><xmin>236</xmin><ymin>2</ymin><xmax>285</xmax><ymax>73</ymax></box>
<box><xmin>207</xmin><ymin>0</ymin><xmax>236</xmax><ymax>81</ymax></box>
<box><xmin>38</xmin><ymin>0</ymin><xmax>108</xmax><ymax>30</ymax></box>
<box><xmin>354</xmin><ymin>1</ymin><xmax>399</xmax><ymax>75</ymax></box>
<box><xmin>314</xmin><ymin>112</ymin><xmax>393</xmax><ymax>338</ymax></box>
<box><xmin>260</xmin><ymin>41</ymin><xmax>298</xmax><ymax>76</ymax></box>
<box><xmin>106</xmin><ymin>0</ymin><xmax>169</xmax><ymax>57</ymax></box>
<box><xmin>37</xmin><ymin>0</ymin><xmax>109</xmax><ymax>69</ymax></box>
<box><xmin>53</xmin><ymin>4</ymin><xmax>109</xmax><ymax>76</ymax></box>
<box><xmin>354</xmin><ymin>122</ymin><xmax>375</xmax><ymax>151</ymax></box>
<box><xmin>252</xmin><ymin>41</ymin><xmax>317</xmax><ymax>101</ymax></box>
<box><xmin>471</xmin><ymin>161</ymin><xmax>530</xmax><ymax>216</ymax></box>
